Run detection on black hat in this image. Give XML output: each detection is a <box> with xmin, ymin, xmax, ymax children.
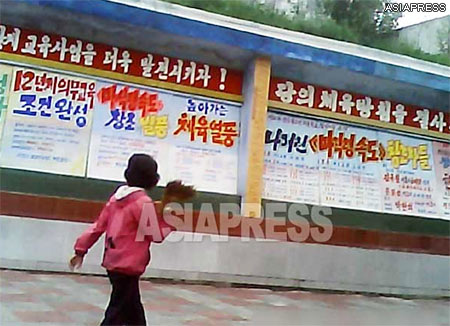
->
<box><xmin>124</xmin><ymin>154</ymin><xmax>160</xmax><ymax>189</ymax></box>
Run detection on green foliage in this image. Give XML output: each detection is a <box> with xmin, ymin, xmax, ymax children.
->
<box><xmin>162</xmin><ymin>0</ymin><xmax>449</xmax><ymax>66</ymax></box>
<box><xmin>321</xmin><ymin>0</ymin><xmax>378</xmax><ymax>38</ymax></box>
<box><xmin>320</xmin><ymin>0</ymin><xmax>401</xmax><ymax>36</ymax></box>
<box><xmin>372</xmin><ymin>38</ymin><xmax>450</xmax><ymax>66</ymax></box>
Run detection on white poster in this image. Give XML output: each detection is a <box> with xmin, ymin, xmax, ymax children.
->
<box><xmin>432</xmin><ymin>141</ymin><xmax>450</xmax><ymax>219</ymax></box>
<box><xmin>315</xmin><ymin>125</ymin><xmax>383</xmax><ymax>212</ymax></box>
<box><xmin>87</xmin><ymin>81</ymin><xmax>240</xmax><ymax>194</ymax></box>
<box><xmin>264</xmin><ymin>112</ymin><xmax>383</xmax><ymax>210</ymax></box>
<box><xmin>0</xmin><ymin>67</ymin><xmax>95</xmax><ymax>176</ymax></box>
<box><xmin>263</xmin><ymin>110</ymin><xmax>444</xmax><ymax>219</ymax></box>
<box><xmin>263</xmin><ymin>112</ymin><xmax>321</xmax><ymax>205</ymax></box>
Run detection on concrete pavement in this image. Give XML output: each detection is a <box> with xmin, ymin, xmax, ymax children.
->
<box><xmin>0</xmin><ymin>269</ymin><xmax>448</xmax><ymax>326</ymax></box>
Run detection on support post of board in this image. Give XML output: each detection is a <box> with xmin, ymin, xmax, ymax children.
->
<box><xmin>238</xmin><ymin>56</ymin><xmax>271</xmax><ymax>218</ymax></box>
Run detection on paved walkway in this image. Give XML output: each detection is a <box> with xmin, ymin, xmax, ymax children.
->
<box><xmin>0</xmin><ymin>269</ymin><xmax>448</xmax><ymax>326</ymax></box>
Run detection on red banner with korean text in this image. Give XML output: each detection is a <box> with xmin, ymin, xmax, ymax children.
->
<box><xmin>0</xmin><ymin>25</ymin><xmax>243</xmax><ymax>99</ymax></box>
<box><xmin>269</xmin><ymin>77</ymin><xmax>449</xmax><ymax>139</ymax></box>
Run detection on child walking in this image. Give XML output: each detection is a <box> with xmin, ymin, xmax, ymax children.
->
<box><xmin>69</xmin><ymin>154</ymin><xmax>194</xmax><ymax>326</ymax></box>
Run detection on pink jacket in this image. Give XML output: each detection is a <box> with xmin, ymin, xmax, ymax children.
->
<box><xmin>74</xmin><ymin>186</ymin><xmax>173</xmax><ymax>275</ymax></box>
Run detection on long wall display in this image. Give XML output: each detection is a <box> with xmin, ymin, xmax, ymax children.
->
<box><xmin>0</xmin><ymin>21</ymin><xmax>244</xmax><ymax>193</ymax></box>
<box><xmin>0</xmin><ymin>64</ymin><xmax>241</xmax><ymax>194</ymax></box>
<box><xmin>263</xmin><ymin>111</ymin><xmax>449</xmax><ymax>220</ymax></box>
<box><xmin>0</xmin><ymin>62</ymin><xmax>448</xmax><ymax>219</ymax></box>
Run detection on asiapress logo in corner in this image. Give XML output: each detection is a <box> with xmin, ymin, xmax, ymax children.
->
<box><xmin>384</xmin><ymin>2</ymin><xmax>447</xmax><ymax>13</ymax></box>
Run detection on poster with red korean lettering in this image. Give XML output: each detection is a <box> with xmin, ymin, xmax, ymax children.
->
<box><xmin>0</xmin><ymin>67</ymin><xmax>95</xmax><ymax>176</ymax></box>
<box><xmin>263</xmin><ymin>110</ymin><xmax>444</xmax><ymax>219</ymax></box>
<box><xmin>433</xmin><ymin>142</ymin><xmax>450</xmax><ymax>219</ymax></box>
<box><xmin>264</xmin><ymin>111</ymin><xmax>382</xmax><ymax>210</ymax></box>
<box><xmin>315</xmin><ymin>124</ymin><xmax>383</xmax><ymax>212</ymax></box>
<box><xmin>87</xmin><ymin>81</ymin><xmax>240</xmax><ymax>194</ymax></box>
<box><xmin>87</xmin><ymin>81</ymin><xmax>170</xmax><ymax>185</ymax></box>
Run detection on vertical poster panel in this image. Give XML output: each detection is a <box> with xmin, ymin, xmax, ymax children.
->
<box><xmin>264</xmin><ymin>112</ymin><xmax>321</xmax><ymax>205</ymax></box>
<box><xmin>0</xmin><ymin>64</ymin><xmax>13</xmax><ymax>143</ymax></box>
<box><xmin>263</xmin><ymin>110</ymin><xmax>445</xmax><ymax>219</ymax></box>
<box><xmin>378</xmin><ymin>133</ymin><xmax>438</xmax><ymax>217</ymax></box>
<box><xmin>88</xmin><ymin>82</ymin><xmax>240</xmax><ymax>194</ymax></box>
<box><xmin>87</xmin><ymin>81</ymin><xmax>170</xmax><ymax>185</ymax></box>
<box><xmin>0</xmin><ymin>67</ymin><xmax>95</xmax><ymax>176</ymax></box>
<box><xmin>167</xmin><ymin>97</ymin><xmax>240</xmax><ymax>194</ymax></box>
<box><xmin>263</xmin><ymin>111</ymin><xmax>383</xmax><ymax>210</ymax></box>
<box><xmin>314</xmin><ymin>126</ymin><xmax>383</xmax><ymax>212</ymax></box>
<box><xmin>433</xmin><ymin>141</ymin><xmax>450</xmax><ymax>219</ymax></box>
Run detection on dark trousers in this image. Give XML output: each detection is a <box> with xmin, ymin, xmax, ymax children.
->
<box><xmin>100</xmin><ymin>271</ymin><xmax>146</xmax><ymax>326</ymax></box>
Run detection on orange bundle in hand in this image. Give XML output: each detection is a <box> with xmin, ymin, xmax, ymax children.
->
<box><xmin>161</xmin><ymin>180</ymin><xmax>196</xmax><ymax>209</ymax></box>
